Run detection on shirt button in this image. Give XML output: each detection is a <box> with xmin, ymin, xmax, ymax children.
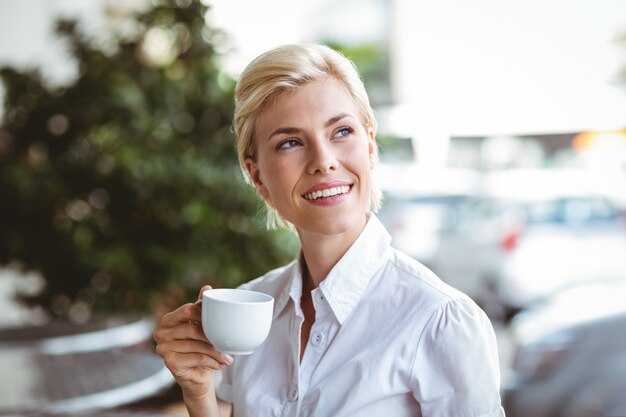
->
<box><xmin>310</xmin><ymin>330</ymin><xmax>326</xmax><ymax>347</ymax></box>
<box><xmin>315</xmin><ymin>292</ymin><xmax>325</xmax><ymax>303</ymax></box>
<box><xmin>289</xmin><ymin>386</ymin><xmax>299</xmax><ymax>401</ymax></box>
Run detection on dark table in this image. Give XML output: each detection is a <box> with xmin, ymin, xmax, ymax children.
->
<box><xmin>0</xmin><ymin>316</ymin><xmax>175</xmax><ymax>416</ymax></box>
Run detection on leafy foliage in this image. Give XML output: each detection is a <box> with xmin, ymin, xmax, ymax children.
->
<box><xmin>322</xmin><ymin>40</ymin><xmax>392</xmax><ymax>106</ymax></box>
<box><xmin>0</xmin><ymin>0</ymin><xmax>297</xmax><ymax>320</ymax></box>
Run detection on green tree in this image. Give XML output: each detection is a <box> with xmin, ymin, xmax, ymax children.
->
<box><xmin>0</xmin><ymin>0</ymin><xmax>296</xmax><ymax>321</ymax></box>
<box><xmin>323</xmin><ymin>40</ymin><xmax>392</xmax><ymax>106</ymax></box>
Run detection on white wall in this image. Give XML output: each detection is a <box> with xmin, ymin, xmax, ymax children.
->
<box><xmin>390</xmin><ymin>0</ymin><xmax>626</xmax><ymax>138</ymax></box>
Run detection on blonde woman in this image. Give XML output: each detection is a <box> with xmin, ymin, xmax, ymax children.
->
<box><xmin>154</xmin><ymin>44</ymin><xmax>505</xmax><ymax>417</ymax></box>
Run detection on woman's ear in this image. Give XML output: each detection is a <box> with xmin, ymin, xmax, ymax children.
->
<box><xmin>244</xmin><ymin>157</ymin><xmax>269</xmax><ymax>199</ymax></box>
<box><xmin>367</xmin><ymin>127</ymin><xmax>378</xmax><ymax>168</ymax></box>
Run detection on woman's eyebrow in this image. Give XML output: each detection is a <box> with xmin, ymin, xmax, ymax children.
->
<box><xmin>324</xmin><ymin>113</ymin><xmax>352</xmax><ymax>127</ymax></box>
<box><xmin>267</xmin><ymin>127</ymin><xmax>300</xmax><ymax>142</ymax></box>
<box><xmin>266</xmin><ymin>113</ymin><xmax>354</xmax><ymax>142</ymax></box>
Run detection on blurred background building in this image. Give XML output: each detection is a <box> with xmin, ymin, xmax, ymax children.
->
<box><xmin>2</xmin><ymin>0</ymin><xmax>625</xmax><ymax>195</ymax></box>
<box><xmin>4</xmin><ymin>0</ymin><xmax>626</xmax><ymax>124</ymax></box>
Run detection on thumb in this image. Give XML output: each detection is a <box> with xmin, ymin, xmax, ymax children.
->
<box><xmin>197</xmin><ymin>285</ymin><xmax>213</xmax><ymax>301</ymax></box>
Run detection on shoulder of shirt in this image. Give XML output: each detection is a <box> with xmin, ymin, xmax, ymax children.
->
<box><xmin>236</xmin><ymin>259</ymin><xmax>297</xmax><ymax>297</ymax></box>
<box><xmin>384</xmin><ymin>246</ymin><xmax>473</xmax><ymax>305</ymax></box>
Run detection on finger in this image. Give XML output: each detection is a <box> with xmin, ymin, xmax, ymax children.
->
<box><xmin>197</xmin><ymin>284</ymin><xmax>213</xmax><ymax>301</ymax></box>
<box><xmin>158</xmin><ymin>339</ymin><xmax>234</xmax><ymax>365</ymax></box>
<box><xmin>162</xmin><ymin>339</ymin><xmax>214</xmax><ymax>355</ymax></box>
<box><xmin>159</xmin><ymin>303</ymin><xmax>202</xmax><ymax>327</ymax></box>
<box><xmin>155</xmin><ymin>321</ymin><xmax>207</xmax><ymax>344</ymax></box>
<box><xmin>155</xmin><ymin>323</ymin><xmax>235</xmax><ymax>366</ymax></box>
<box><xmin>160</xmin><ymin>350</ymin><xmax>226</xmax><ymax>374</ymax></box>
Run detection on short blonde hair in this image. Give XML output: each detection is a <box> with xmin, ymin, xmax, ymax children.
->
<box><xmin>233</xmin><ymin>44</ymin><xmax>382</xmax><ymax>229</ymax></box>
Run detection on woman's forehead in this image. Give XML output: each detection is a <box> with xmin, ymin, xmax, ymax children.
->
<box><xmin>256</xmin><ymin>79</ymin><xmax>360</xmax><ymax>132</ymax></box>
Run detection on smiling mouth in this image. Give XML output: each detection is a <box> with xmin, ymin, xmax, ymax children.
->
<box><xmin>303</xmin><ymin>185</ymin><xmax>351</xmax><ymax>201</ymax></box>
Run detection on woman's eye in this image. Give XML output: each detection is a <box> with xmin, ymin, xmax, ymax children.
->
<box><xmin>334</xmin><ymin>127</ymin><xmax>354</xmax><ymax>138</ymax></box>
<box><xmin>277</xmin><ymin>139</ymin><xmax>301</xmax><ymax>150</ymax></box>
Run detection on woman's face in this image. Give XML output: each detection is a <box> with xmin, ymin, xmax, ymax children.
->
<box><xmin>246</xmin><ymin>78</ymin><xmax>376</xmax><ymax>238</ymax></box>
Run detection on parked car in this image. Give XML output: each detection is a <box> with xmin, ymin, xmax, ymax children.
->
<box><xmin>376</xmin><ymin>164</ymin><xmax>480</xmax><ymax>269</ymax></box>
<box><xmin>429</xmin><ymin>169</ymin><xmax>626</xmax><ymax>317</ymax></box>
<box><xmin>503</xmin><ymin>280</ymin><xmax>626</xmax><ymax>417</ymax></box>
<box><xmin>379</xmin><ymin>192</ymin><xmax>471</xmax><ymax>269</ymax></box>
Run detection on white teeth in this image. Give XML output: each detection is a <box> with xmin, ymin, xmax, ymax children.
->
<box><xmin>304</xmin><ymin>185</ymin><xmax>350</xmax><ymax>201</ymax></box>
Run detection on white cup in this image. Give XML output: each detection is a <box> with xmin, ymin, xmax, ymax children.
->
<box><xmin>199</xmin><ymin>288</ymin><xmax>274</xmax><ymax>355</ymax></box>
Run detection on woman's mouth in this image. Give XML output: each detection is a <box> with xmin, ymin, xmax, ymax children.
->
<box><xmin>303</xmin><ymin>185</ymin><xmax>351</xmax><ymax>201</ymax></box>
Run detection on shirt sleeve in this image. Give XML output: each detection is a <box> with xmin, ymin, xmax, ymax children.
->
<box><xmin>214</xmin><ymin>364</ymin><xmax>234</xmax><ymax>403</ymax></box>
<box><xmin>410</xmin><ymin>296</ymin><xmax>506</xmax><ymax>417</ymax></box>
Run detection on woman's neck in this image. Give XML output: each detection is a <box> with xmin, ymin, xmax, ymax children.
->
<box><xmin>297</xmin><ymin>216</ymin><xmax>369</xmax><ymax>289</ymax></box>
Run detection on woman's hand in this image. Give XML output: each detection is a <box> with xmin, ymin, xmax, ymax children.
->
<box><xmin>154</xmin><ymin>285</ymin><xmax>234</xmax><ymax>400</ymax></box>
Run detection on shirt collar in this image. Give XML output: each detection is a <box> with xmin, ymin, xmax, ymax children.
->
<box><xmin>319</xmin><ymin>214</ymin><xmax>391</xmax><ymax>324</ymax></box>
<box><xmin>271</xmin><ymin>214</ymin><xmax>391</xmax><ymax>324</ymax></box>
<box><xmin>271</xmin><ymin>260</ymin><xmax>301</xmax><ymax>321</ymax></box>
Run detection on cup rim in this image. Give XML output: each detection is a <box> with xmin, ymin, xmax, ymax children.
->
<box><xmin>202</xmin><ymin>288</ymin><xmax>274</xmax><ymax>305</ymax></box>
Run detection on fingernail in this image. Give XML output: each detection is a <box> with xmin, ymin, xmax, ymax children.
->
<box><xmin>224</xmin><ymin>354</ymin><xmax>234</xmax><ymax>365</ymax></box>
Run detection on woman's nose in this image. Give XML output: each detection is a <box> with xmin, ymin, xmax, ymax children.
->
<box><xmin>306</xmin><ymin>140</ymin><xmax>337</xmax><ymax>175</ymax></box>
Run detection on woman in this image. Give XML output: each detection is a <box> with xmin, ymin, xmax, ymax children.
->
<box><xmin>154</xmin><ymin>44</ymin><xmax>505</xmax><ymax>417</ymax></box>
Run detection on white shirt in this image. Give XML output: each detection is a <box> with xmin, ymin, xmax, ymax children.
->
<box><xmin>215</xmin><ymin>214</ymin><xmax>505</xmax><ymax>417</ymax></box>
